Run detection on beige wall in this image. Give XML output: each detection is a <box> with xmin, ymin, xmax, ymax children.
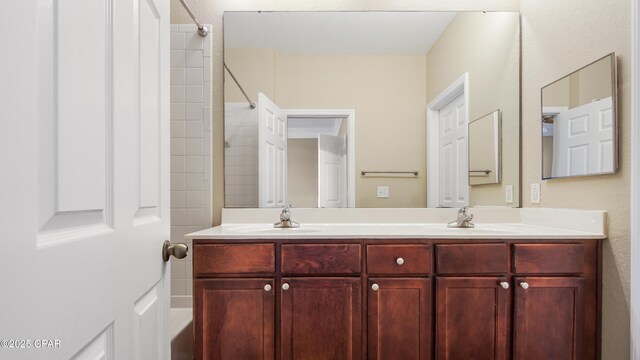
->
<box><xmin>172</xmin><ymin>0</ymin><xmax>631</xmax><ymax>358</ymax></box>
<box><xmin>287</xmin><ymin>139</ymin><xmax>318</xmax><ymax>208</ymax></box>
<box><xmin>224</xmin><ymin>48</ymin><xmax>275</xmax><ymax>104</ymax></box>
<box><xmin>425</xmin><ymin>12</ymin><xmax>520</xmax><ymax>206</ymax></box>
<box><xmin>521</xmin><ymin>1</ymin><xmax>630</xmax><ymax>359</ymax></box>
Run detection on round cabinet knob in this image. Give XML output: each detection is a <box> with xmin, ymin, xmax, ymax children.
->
<box><xmin>282</xmin><ymin>283</ymin><xmax>290</xmax><ymax>291</ymax></box>
<box><xmin>264</xmin><ymin>284</ymin><xmax>272</xmax><ymax>292</ymax></box>
<box><xmin>499</xmin><ymin>282</ymin><xmax>510</xmax><ymax>290</ymax></box>
<box><xmin>396</xmin><ymin>257</ymin><xmax>405</xmax><ymax>265</ymax></box>
<box><xmin>520</xmin><ymin>282</ymin><xmax>529</xmax><ymax>290</ymax></box>
<box><xmin>371</xmin><ymin>283</ymin><xmax>379</xmax><ymax>291</ymax></box>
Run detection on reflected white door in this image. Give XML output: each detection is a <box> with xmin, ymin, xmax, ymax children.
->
<box><xmin>258</xmin><ymin>93</ymin><xmax>288</xmax><ymax>208</ymax></box>
<box><xmin>318</xmin><ymin>134</ymin><xmax>347</xmax><ymax>208</ymax></box>
<box><xmin>552</xmin><ymin>97</ymin><xmax>614</xmax><ymax>177</ymax></box>
<box><xmin>438</xmin><ymin>94</ymin><xmax>468</xmax><ymax>208</ymax></box>
<box><xmin>0</xmin><ymin>0</ymin><xmax>170</xmax><ymax>359</ymax></box>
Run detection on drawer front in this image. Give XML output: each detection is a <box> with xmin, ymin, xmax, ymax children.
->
<box><xmin>194</xmin><ymin>243</ymin><xmax>275</xmax><ymax>275</ymax></box>
<box><xmin>281</xmin><ymin>244</ymin><xmax>361</xmax><ymax>274</ymax></box>
<box><xmin>513</xmin><ymin>244</ymin><xmax>584</xmax><ymax>274</ymax></box>
<box><xmin>367</xmin><ymin>245</ymin><xmax>431</xmax><ymax>275</ymax></box>
<box><xmin>436</xmin><ymin>243</ymin><xmax>508</xmax><ymax>274</ymax></box>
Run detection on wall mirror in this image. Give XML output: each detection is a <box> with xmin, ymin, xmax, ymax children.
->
<box><xmin>223</xmin><ymin>11</ymin><xmax>521</xmax><ymax>208</ymax></box>
<box><xmin>469</xmin><ymin>110</ymin><xmax>501</xmax><ymax>186</ymax></box>
<box><xmin>541</xmin><ymin>53</ymin><xmax>617</xmax><ymax>180</ymax></box>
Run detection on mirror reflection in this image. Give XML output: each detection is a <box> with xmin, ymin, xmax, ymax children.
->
<box><xmin>541</xmin><ymin>53</ymin><xmax>617</xmax><ymax>179</ymax></box>
<box><xmin>224</xmin><ymin>11</ymin><xmax>520</xmax><ymax>208</ymax></box>
<box><xmin>469</xmin><ymin>110</ymin><xmax>501</xmax><ymax>186</ymax></box>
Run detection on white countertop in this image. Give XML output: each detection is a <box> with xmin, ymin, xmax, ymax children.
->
<box><xmin>185</xmin><ymin>208</ymin><xmax>607</xmax><ymax>240</ymax></box>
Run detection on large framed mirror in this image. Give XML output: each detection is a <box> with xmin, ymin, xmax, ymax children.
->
<box><xmin>223</xmin><ymin>11</ymin><xmax>520</xmax><ymax>208</ymax></box>
<box><xmin>541</xmin><ymin>53</ymin><xmax>617</xmax><ymax>180</ymax></box>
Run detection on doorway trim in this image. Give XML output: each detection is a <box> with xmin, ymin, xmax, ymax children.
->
<box><xmin>426</xmin><ymin>73</ymin><xmax>469</xmax><ymax>208</ymax></box>
<box><xmin>631</xmin><ymin>0</ymin><xmax>639</xmax><ymax>355</ymax></box>
<box><xmin>282</xmin><ymin>109</ymin><xmax>356</xmax><ymax>208</ymax></box>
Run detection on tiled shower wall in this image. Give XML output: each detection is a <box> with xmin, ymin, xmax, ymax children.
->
<box><xmin>224</xmin><ymin>102</ymin><xmax>259</xmax><ymax>207</ymax></box>
<box><xmin>170</xmin><ymin>24</ymin><xmax>212</xmax><ymax>308</ymax></box>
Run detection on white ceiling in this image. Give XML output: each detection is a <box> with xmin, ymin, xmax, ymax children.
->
<box><xmin>288</xmin><ymin>117</ymin><xmax>344</xmax><ymax>139</ymax></box>
<box><xmin>224</xmin><ymin>11</ymin><xmax>457</xmax><ymax>54</ymax></box>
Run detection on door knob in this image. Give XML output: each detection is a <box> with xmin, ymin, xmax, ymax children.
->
<box><xmin>520</xmin><ymin>282</ymin><xmax>529</xmax><ymax>290</ymax></box>
<box><xmin>162</xmin><ymin>240</ymin><xmax>189</xmax><ymax>262</ymax></box>
<box><xmin>499</xmin><ymin>281</ymin><xmax>510</xmax><ymax>289</ymax></box>
<box><xmin>396</xmin><ymin>257</ymin><xmax>405</xmax><ymax>265</ymax></box>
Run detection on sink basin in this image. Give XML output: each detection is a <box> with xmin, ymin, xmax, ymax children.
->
<box><xmin>223</xmin><ymin>225</ymin><xmax>332</xmax><ymax>235</ymax></box>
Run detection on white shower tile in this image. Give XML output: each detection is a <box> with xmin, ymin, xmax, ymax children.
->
<box><xmin>170</xmin><ymin>67</ymin><xmax>185</xmax><ymax>85</ymax></box>
<box><xmin>185</xmin><ymin>85</ymin><xmax>203</xmax><ymax>103</ymax></box>
<box><xmin>170</xmin><ymin>103</ymin><xmax>185</xmax><ymax>120</ymax></box>
<box><xmin>186</xmin><ymin>191</ymin><xmax>204</xmax><ymax>208</ymax></box>
<box><xmin>186</xmin><ymin>121</ymin><xmax>203</xmax><ymax>138</ymax></box>
<box><xmin>171</xmin><ymin>121</ymin><xmax>185</xmax><ymax>138</ymax></box>
<box><xmin>179</xmin><ymin>24</ymin><xmax>197</xmax><ymax>32</ymax></box>
<box><xmin>171</xmin><ymin>260</ymin><xmax>186</xmax><ymax>279</ymax></box>
<box><xmin>203</xmin><ymin>61</ymin><xmax>211</xmax><ymax>82</ymax></box>
<box><xmin>185</xmin><ymin>68</ymin><xmax>203</xmax><ymax>85</ymax></box>
<box><xmin>202</xmin><ymin>132</ymin><xmax>211</xmax><ymax>154</ymax></box>
<box><xmin>170</xmin><ymin>85</ymin><xmax>185</xmax><ymax>103</ymax></box>
<box><xmin>186</xmin><ymin>173</ymin><xmax>204</xmax><ymax>191</ymax></box>
<box><xmin>171</xmin><ymin>155</ymin><xmax>186</xmax><ymax>173</ymax></box>
<box><xmin>203</xmin><ymin>34</ymin><xmax>212</xmax><ymax>57</ymax></box>
<box><xmin>185</xmin><ymin>103</ymin><xmax>203</xmax><ymax>120</ymax></box>
<box><xmin>186</xmin><ymin>156</ymin><xmax>203</xmax><ymax>173</ymax></box>
<box><xmin>171</xmin><ymin>225</ymin><xmax>188</xmax><ymax>241</ymax></box>
<box><xmin>203</xmin><ymin>156</ymin><xmax>211</xmax><ymax>181</ymax></box>
<box><xmin>185</xmin><ymin>50</ymin><xmax>203</xmax><ymax>68</ymax></box>
<box><xmin>171</xmin><ymin>138</ymin><xmax>185</xmax><ymax>155</ymax></box>
<box><xmin>171</xmin><ymin>279</ymin><xmax>186</xmax><ymax>296</ymax></box>
<box><xmin>203</xmin><ymin>82</ymin><xmax>211</xmax><ymax>106</ymax></box>
<box><xmin>170</xmin><ymin>50</ymin><xmax>185</xmax><ymax>67</ymax></box>
<box><xmin>185</xmin><ymin>281</ymin><xmax>193</xmax><ymax>296</ymax></box>
<box><xmin>185</xmin><ymin>33</ymin><xmax>203</xmax><ymax>50</ymax></box>
<box><xmin>171</xmin><ymin>209</ymin><xmax>187</xmax><ymax>226</ymax></box>
<box><xmin>171</xmin><ymin>173</ymin><xmax>186</xmax><ymax>191</ymax></box>
<box><xmin>170</xmin><ymin>32</ymin><xmax>185</xmax><ymax>50</ymax></box>
<box><xmin>171</xmin><ymin>191</ymin><xmax>186</xmax><ymax>208</ymax></box>
<box><xmin>186</xmin><ymin>138</ymin><xmax>203</xmax><ymax>156</ymax></box>
<box><xmin>186</xmin><ymin>209</ymin><xmax>203</xmax><ymax>226</ymax></box>
<box><xmin>203</xmin><ymin>108</ymin><xmax>211</xmax><ymax>129</ymax></box>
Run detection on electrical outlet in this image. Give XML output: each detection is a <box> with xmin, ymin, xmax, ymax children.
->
<box><xmin>505</xmin><ymin>185</ymin><xmax>513</xmax><ymax>204</ymax></box>
<box><xmin>377</xmin><ymin>186</ymin><xmax>389</xmax><ymax>198</ymax></box>
<box><xmin>530</xmin><ymin>183</ymin><xmax>541</xmax><ymax>204</ymax></box>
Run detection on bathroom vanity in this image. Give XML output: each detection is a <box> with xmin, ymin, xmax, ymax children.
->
<box><xmin>187</xmin><ymin>208</ymin><xmax>605</xmax><ymax>360</ymax></box>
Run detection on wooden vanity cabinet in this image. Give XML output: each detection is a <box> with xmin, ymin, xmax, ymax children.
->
<box><xmin>193</xmin><ymin>239</ymin><xmax>601</xmax><ymax>360</ymax></box>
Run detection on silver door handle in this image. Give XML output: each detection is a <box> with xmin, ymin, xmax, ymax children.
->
<box><xmin>162</xmin><ymin>240</ymin><xmax>188</xmax><ymax>262</ymax></box>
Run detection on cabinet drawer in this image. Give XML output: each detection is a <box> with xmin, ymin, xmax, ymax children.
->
<box><xmin>513</xmin><ymin>244</ymin><xmax>584</xmax><ymax>274</ymax></box>
<box><xmin>281</xmin><ymin>244</ymin><xmax>361</xmax><ymax>274</ymax></box>
<box><xmin>367</xmin><ymin>245</ymin><xmax>431</xmax><ymax>275</ymax></box>
<box><xmin>194</xmin><ymin>243</ymin><xmax>275</xmax><ymax>275</ymax></box>
<box><xmin>436</xmin><ymin>243</ymin><xmax>508</xmax><ymax>274</ymax></box>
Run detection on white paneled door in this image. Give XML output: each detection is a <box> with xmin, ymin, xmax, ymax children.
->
<box><xmin>438</xmin><ymin>94</ymin><xmax>468</xmax><ymax>208</ymax></box>
<box><xmin>552</xmin><ymin>97</ymin><xmax>614</xmax><ymax>177</ymax></box>
<box><xmin>0</xmin><ymin>0</ymin><xmax>170</xmax><ymax>359</ymax></box>
<box><xmin>258</xmin><ymin>93</ymin><xmax>288</xmax><ymax>208</ymax></box>
<box><xmin>318</xmin><ymin>134</ymin><xmax>347</xmax><ymax>208</ymax></box>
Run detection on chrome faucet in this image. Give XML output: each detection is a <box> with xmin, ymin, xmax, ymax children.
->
<box><xmin>447</xmin><ymin>206</ymin><xmax>475</xmax><ymax>228</ymax></box>
<box><xmin>274</xmin><ymin>206</ymin><xmax>300</xmax><ymax>228</ymax></box>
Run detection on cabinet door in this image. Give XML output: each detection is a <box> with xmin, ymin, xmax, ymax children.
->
<box><xmin>281</xmin><ymin>278</ymin><xmax>362</xmax><ymax>360</ymax></box>
<box><xmin>513</xmin><ymin>277</ymin><xmax>585</xmax><ymax>360</ymax></box>
<box><xmin>436</xmin><ymin>277</ymin><xmax>510</xmax><ymax>360</ymax></box>
<box><xmin>368</xmin><ymin>278</ymin><xmax>432</xmax><ymax>360</ymax></box>
<box><xmin>195</xmin><ymin>278</ymin><xmax>275</xmax><ymax>360</ymax></box>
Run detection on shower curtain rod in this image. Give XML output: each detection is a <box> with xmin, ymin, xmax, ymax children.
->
<box><xmin>178</xmin><ymin>0</ymin><xmax>208</xmax><ymax>37</ymax></box>
<box><xmin>224</xmin><ymin>63</ymin><xmax>257</xmax><ymax>109</ymax></box>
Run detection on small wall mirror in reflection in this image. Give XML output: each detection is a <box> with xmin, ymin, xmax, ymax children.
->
<box><xmin>469</xmin><ymin>110</ymin><xmax>501</xmax><ymax>185</ymax></box>
<box><xmin>541</xmin><ymin>53</ymin><xmax>617</xmax><ymax>180</ymax></box>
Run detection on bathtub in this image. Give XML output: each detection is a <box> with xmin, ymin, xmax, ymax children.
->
<box><xmin>171</xmin><ymin>308</ymin><xmax>193</xmax><ymax>360</ymax></box>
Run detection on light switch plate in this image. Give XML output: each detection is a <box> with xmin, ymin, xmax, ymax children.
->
<box><xmin>505</xmin><ymin>185</ymin><xmax>513</xmax><ymax>204</ymax></box>
<box><xmin>531</xmin><ymin>183</ymin><xmax>541</xmax><ymax>204</ymax></box>
<box><xmin>377</xmin><ymin>186</ymin><xmax>389</xmax><ymax>198</ymax></box>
